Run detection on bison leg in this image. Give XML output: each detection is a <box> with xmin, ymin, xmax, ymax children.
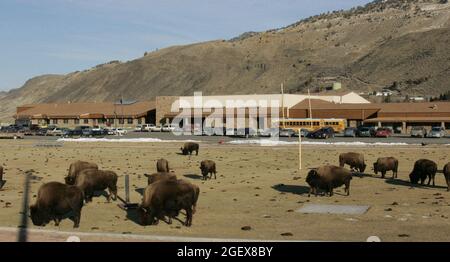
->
<box><xmin>108</xmin><ymin>185</ymin><xmax>118</xmax><ymax>201</ymax></box>
<box><xmin>73</xmin><ymin>212</ymin><xmax>81</xmax><ymax>228</ymax></box>
<box><xmin>185</xmin><ymin>207</ymin><xmax>193</xmax><ymax>227</ymax></box>
<box><xmin>54</xmin><ymin>218</ymin><xmax>61</xmax><ymax>226</ymax></box>
<box><xmin>213</xmin><ymin>171</ymin><xmax>217</xmax><ymax>179</ymax></box>
<box><xmin>345</xmin><ymin>181</ymin><xmax>350</xmax><ymax>196</ymax></box>
<box><xmin>328</xmin><ymin>185</ymin><xmax>333</xmax><ymax>197</ymax></box>
<box><xmin>195</xmin><ymin>150</ymin><xmax>198</xmax><ymax>156</ymax></box>
<box><xmin>381</xmin><ymin>171</ymin><xmax>386</xmax><ymax>179</ymax></box>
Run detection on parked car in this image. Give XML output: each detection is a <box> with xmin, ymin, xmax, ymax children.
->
<box><xmin>279</xmin><ymin>128</ymin><xmax>295</xmax><ymax>137</ymax></box>
<box><xmin>375</xmin><ymin>127</ymin><xmax>393</xmax><ymax>138</ymax></box>
<box><xmin>134</xmin><ymin>125</ymin><xmax>143</xmax><ymax>132</ymax></box>
<box><xmin>47</xmin><ymin>127</ymin><xmax>65</xmax><ymax>136</ymax></box>
<box><xmin>36</xmin><ymin>128</ymin><xmax>49</xmax><ymax>136</ymax></box>
<box><xmin>308</xmin><ymin>127</ymin><xmax>335</xmax><ymax>139</ymax></box>
<box><xmin>298</xmin><ymin>128</ymin><xmax>309</xmax><ymax>137</ymax></box>
<box><xmin>112</xmin><ymin>128</ymin><xmax>128</xmax><ymax>136</ymax></box>
<box><xmin>357</xmin><ymin>126</ymin><xmax>376</xmax><ymax>137</ymax></box>
<box><xmin>258</xmin><ymin>128</ymin><xmax>279</xmax><ymax>137</ymax></box>
<box><xmin>344</xmin><ymin>127</ymin><xmax>358</xmax><ymax>137</ymax></box>
<box><xmin>140</xmin><ymin>124</ymin><xmax>160</xmax><ymax>132</ymax></box>
<box><xmin>161</xmin><ymin>124</ymin><xmax>177</xmax><ymax>132</ymax></box>
<box><xmin>235</xmin><ymin>128</ymin><xmax>257</xmax><ymax>138</ymax></box>
<box><xmin>152</xmin><ymin>125</ymin><xmax>162</xmax><ymax>132</ymax></box>
<box><xmin>410</xmin><ymin>126</ymin><xmax>427</xmax><ymax>138</ymax></box>
<box><xmin>428</xmin><ymin>126</ymin><xmax>446</xmax><ymax>138</ymax></box>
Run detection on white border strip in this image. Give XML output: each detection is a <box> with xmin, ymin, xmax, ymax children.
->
<box><xmin>0</xmin><ymin>227</ymin><xmax>310</xmax><ymax>242</ymax></box>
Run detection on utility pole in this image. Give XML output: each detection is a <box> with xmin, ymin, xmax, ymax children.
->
<box><xmin>281</xmin><ymin>82</ymin><xmax>285</xmax><ymax>128</ymax></box>
<box><xmin>308</xmin><ymin>88</ymin><xmax>313</xmax><ymax>129</ymax></box>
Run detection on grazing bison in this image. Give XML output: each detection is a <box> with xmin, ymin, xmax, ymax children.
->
<box><xmin>138</xmin><ymin>179</ymin><xmax>199</xmax><ymax>226</ymax></box>
<box><xmin>74</xmin><ymin>169</ymin><xmax>118</xmax><ymax>202</ymax></box>
<box><xmin>65</xmin><ymin>161</ymin><xmax>98</xmax><ymax>185</ymax></box>
<box><xmin>443</xmin><ymin>163</ymin><xmax>450</xmax><ymax>191</ymax></box>
<box><xmin>200</xmin><ymin>160</ymin><xmax>217</xmax><ymax>180</ymax></box>
<box><xmin>306</xmin><ymin>165</ymin><xmax>353</xmax><ymax>197</ymax></box>
<box><xmin>144</xmin><ymin>172</ymin><xmax>177</xmax><ymax>185</ymax></box>
<box><xmin>180</xmin><ymin>142</ymin><xmax>199</xmax><ymax>156</ymax></box>
<box><xmin>30</xmin><ymin>182</ymin><xmax>84</xmax><ymax>228</ymax></box>
<box><xmin>339</xmin><ymin>152</ymin><xmax>366</xmax><ymax>173</ymax></box>
<box><xmin>373</xmin><ymin>157</ymin><xmax>399</xmax><ymax>178</ymax></box>
<box><xmin>409</xmin><ymin>159</ymin><xmax>437</xmax><ymax>186</ymax></box>
<box><xmin>156</xmin><ymin>158</ymin><xmax>170</xmax><ymax>173</ymax></box>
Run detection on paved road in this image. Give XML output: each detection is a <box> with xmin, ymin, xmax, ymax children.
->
<box><xmin>22</xmin><ymin>131</ymin><xmax>450</xmax><ymax>145</ymax></box>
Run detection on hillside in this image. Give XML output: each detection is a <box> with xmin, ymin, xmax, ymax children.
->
<box><xmin>1</xmin><ymin>0</ymin><xmax>450</xmax><ymax>121</ymax></box>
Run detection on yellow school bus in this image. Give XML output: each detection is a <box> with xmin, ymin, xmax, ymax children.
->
<box><xmin>278</xmin><ymin>118</ymin><xmax>347</xmax><ymax>133</ymax></box>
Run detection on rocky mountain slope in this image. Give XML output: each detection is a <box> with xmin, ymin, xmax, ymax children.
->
<box><xmin>1</xmin><ymin>0</ymin><xmax>449</xmax><ymax>121</ymax></box>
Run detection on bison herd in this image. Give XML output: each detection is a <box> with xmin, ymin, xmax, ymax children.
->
<box><xmin>306</xmin><ymin>152</ymin><xmax>450</xmax><ymax>197</ymax></box>
<box><xmin>24</xmin><ymin>142</ymin><xmax>208</xmax><ymax>228</ymax></box>
<box><xmin>0</xmin><ymin>141</ymin><xmax>449</xmax><ymax>230</ymax></box>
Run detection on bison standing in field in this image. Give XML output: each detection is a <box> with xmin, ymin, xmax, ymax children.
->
<box><xmin>180</xmin><ymin>142</ymin><xmax>199</xmax><ymax>156</ymax></box>
<box><xmin>138</xmin><ymin>179</ymin><xmax>199</xmax><ymax>227</ymax></box>
<box><xmin>65</xmin><ymin>160</ymin><xmax>98</xmax><ymax>185</ymax></box>
<box><xmin>443</xmin><ymin>163</ymin><xmax>450</xmax><ymax>191</ymax></box>
<box><xmin>156</xmin><ymin>158</ymin><xmax>170</xmax><ymax>173</ymax></box>
<box><xmin>306</xmin><ymin>165</ymin><xmax>353</xmax><ymax>197</ymax></box>
<box><xmin>373</xmin><ymin>157</ymin><xmax>398</xmax><ymax>178</ymax></box>
<box><xmin>74</xmin><ymin>169</ymin><xmax>118</xmax><ymax>202</ymax></box>
<box><xmin>409</xmin><ymin>159</ymin><xmax>437</xmax><ymax>186</ymax></box>
<box><xmin>200</xmin><ymin>160</ymin><xmax>217</xmax><ymax>180</ymax></box>
<box><xmin>30</xmin><ymin>182</ymin><xmax>84</xmax><ymax>228</ymax></box>
<box><xmin>339</xmin><ymin>152</ymin><xmax>366</xmax><ymax>173</ymax></box>
<box><xmin>144</xmin><ymin>172</ymin><xmax>177</xmax><ymax>185</ymax></box>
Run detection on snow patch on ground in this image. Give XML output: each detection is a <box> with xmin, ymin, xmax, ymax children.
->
<box><xmin>227</xmin><ymin>139</ymin><xmax>419</xmax><ymax>146</ymax></box>
<box><xmin>58</xmin><ymin>138</ymin><xmax>199</xmax><ymax>143</ymax></box>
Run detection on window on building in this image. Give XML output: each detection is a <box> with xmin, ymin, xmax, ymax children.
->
<box><xmin>74</xmin><ymin>119</ymin><xmax>80</xmax><ymax>124</ymax></box>
<box><xmin>108</xmin><ymin>119</ymin><xmax>115</xmax><ymax>124</ymax></box>
<box><xmin>63</xmin><ymin>119</ymin><xmax>68</xmax><ymax>124</ymax></box>
<box><xmin>138</xmin><ymin>118</ymin><xmax>142</xmax><ymax>124</ymax></box>
<box><xmin>119</xmin><ymin>119</ymin><xmax>124</xmax><ymax>124</ymax></box>
<box><xmin>83</xmin><ymin>119</ymin><xmax>88</xmax><ymax>124</ymax></box>
<box><xmin>52</xmin><ymin>119</ymin><xmax>58</xmax><ymax>125</ymax></box>
<box><xmin>127</xmin><ymin>118</ymin><xmax>133</xmax><ymax>124</ymax></box>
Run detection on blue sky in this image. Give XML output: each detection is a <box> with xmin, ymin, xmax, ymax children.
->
<box><xmin>0</xmin><ymin>0</ymin><xmax>372</xmax><ymax>91</ymax></box>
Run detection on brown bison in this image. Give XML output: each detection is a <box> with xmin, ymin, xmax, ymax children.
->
<box><xmin>144</xmin><ymin>172</ymin><xmax>177</xmax><ymax>185</ymax></box>
<box><xmin>156</xmin><ymin>158</ymin><xmax>170</xmax><ymax>173</ymax></box>
<box><xmin>443</xmin><ymin>163</ymin><xmax>450</xmax><ymax>191</ymax></box>
<box><xmin>74</xmin><ymin>169</ymin><xmax>118</xmax><ymax>202</ymax></box>
<box><xmin>339</xmin><ymin>152</ymin><xmax>366</xmax><ymax>173</ymax></box>
<box><xmin>30</xmin><ymin>182</ymin><xmax>84</xmax><ymax>228</ymax></box>
<box><xmin>181</xmin><ymin>142</ymin><xmax>199</xmax><ymax>156</ymax></box>
<box><xmin>138</xmin><ymin>179</ymin><xmax>199</xmax><ymax>227</ymax></box>
<box><xmin>373</xmin><ymin>157</ymin><xmax>398</xmax><ymax>178</ymax></box>
<box><xmin>306</xmin><ymin>165</ymin><xmax>353</xmax><ymax>197</ymax></box>
<box><xmin>409</xmin><ymin>159</ymin><xmax>437</xmax><ymax>186</ymax></box>
<box><xmin>200</xmin><ymin>160</ymin><xmax>217</xmax><ymax>180</ymax></box>
<box><xmin>65</xmin><ymin>161</ymin><xmax>98</xmax><ymax>185</ymax></box>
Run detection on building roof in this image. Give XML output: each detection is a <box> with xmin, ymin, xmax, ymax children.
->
<box><xmin>15</xmin><ymin>101</ymin><xmax>155</xmax><ymax>119</ymax></box>
<box><xmin>176</xmin><ymin>92</ymin><xmax>370</xmax><ymax>109</ymax></box>
<box><xmin>364</xmin><ymin>117</ymin><xmax>450</xmax><ymax>123</ymax></box>
<box><xmin>377</xmin><ymin>102</ymin><xmax>450</xmax><ymax>113</ymax></box>
<box><xmin>290</xmin><ymin>99</ymin><xmax>380</xmax><ymax>110</ymax></box>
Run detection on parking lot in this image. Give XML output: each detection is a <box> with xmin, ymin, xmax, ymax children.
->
<box><xmin>21</xmin><ymin>131</ymin><xmax>450</xmax><ymax>145</ymax></box>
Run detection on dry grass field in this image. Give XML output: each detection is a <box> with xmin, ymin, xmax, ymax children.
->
<box><xmin>0</xmin><ymin>140</ymin><xmax>449</xmax><ymax>241</ymax></box>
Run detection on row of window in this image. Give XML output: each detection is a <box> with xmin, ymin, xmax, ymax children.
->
<box><xmin>50</xmin><ymin>118</ymin><xmax>140</xmax><ymax>125</ymax></box>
